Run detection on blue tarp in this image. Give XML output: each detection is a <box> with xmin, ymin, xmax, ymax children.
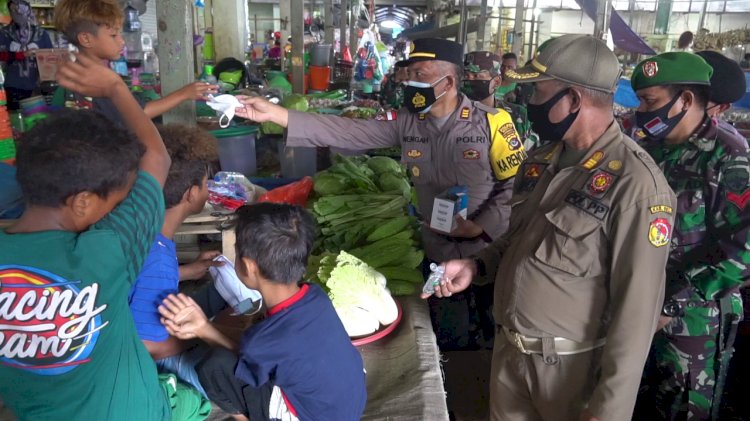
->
<box><xmin>615</xmin><ymin>79</ymin><xmax>640</xmax><ymax>108</ymax></box>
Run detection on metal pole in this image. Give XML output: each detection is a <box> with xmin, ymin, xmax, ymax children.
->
<box><xmin>512</xmin><ymin>0</ymin><xmax>525</xmax><ymax>55</ymax></box>
<box><xmin>339</xmin><ymin>0</ymin><xmax>348</xmax><ymax>57</ymax></box>
<box><xmin>527</xmin><ymin>0</ymin><xmax>537</xmax><ymax>59</ymax></box>
<box><xmin>476</xmin><ymin>0</ymin><xmax>488</xmax><ymax>50</ymax></box>
<box><xmin>291</xmin><ymin>0</ymin><xmax>305</xmax><ymax>94</ymax></box>
<box><xmin>593</xmin><ymin>0</ymin><xmax>612</xmax><ymax>41</ymax></box>
<box><xmin>324</xmin><ymin>0</ymin><xmax>335</xmax><ymax>45</ymax></box>
<box><xmin>628</xmin><ymin>0</ymin><xmax>635</xmax><ymax>26</ymax></box>
<box><xmin>350</xmin><ymin>0</ymin><xmax>359</xmax><ymax>61</ymax></box>
<box><xmin>697</xmin><ymin>0</ymin><xmax>709</xmax><ymax>32</ymax></box>
<box><xmin>458</xmin><ymin>0</ymin><xmax>468</xmax><ymax>48</ymax></box>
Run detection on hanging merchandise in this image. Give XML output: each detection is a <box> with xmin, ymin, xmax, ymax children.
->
<box><xmin>353</xmin><ymin>34</ymin><xmax>384</xmax><ymax>94</ymax></box>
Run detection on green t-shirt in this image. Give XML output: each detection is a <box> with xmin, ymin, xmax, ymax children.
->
<box><xmin>0</xmin><ymin>171</ymin><xmax>169</xmax><ymax>420</ymax></box>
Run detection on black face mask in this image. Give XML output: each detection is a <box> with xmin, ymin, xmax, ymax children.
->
<box><xmin>403</xmin><ymin>75</ymin><xmax>448</xmax><ymax>114</ymax></box>
<box><xmin>461</xmin><ymin>79</ymin><xmax>493</xmax><ymax>101</ymax></box>
<box><xmin>635</xmin><ymin>92</ymin><xmax>686</xmax><ymax>140</ymax></box>
<box><xmin>527</xmin><ymin>88</ymin><xmax>579</xmax><ymax>142</ymax></box>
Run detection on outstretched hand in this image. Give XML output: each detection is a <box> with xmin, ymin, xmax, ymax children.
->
<box><xmin>420</xmin><ymin>259</ymin><xmax>476</xmax><ymax>299</ymax></box>
<box><xmin>234</xmin><ymin>95</ymin><xmax>289</xmax><ymax>126</ymax></box>
<box><xmin>158</xmin><ymin>293</ymin><xmax>208</xmax><ymax>340</ymax></box>
<box><xmin>56</xmin><ymin>53</ymin><xmax>124</xmax><ymax>98</ymax></box>
<box><xmin>179</xmin><ymin>250</ymin><xmax>224</xmax><ymax>281</ymax></box>
<box><xmin>177</xmin><ymin>81</ymin><xmax>219</xmax><ymax>101</ymax></box>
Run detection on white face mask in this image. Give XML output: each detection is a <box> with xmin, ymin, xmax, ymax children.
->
<box><xmin>206</xmin><ymin>94</ymin><xmax>243</xmax><ymax>128</ymax></box>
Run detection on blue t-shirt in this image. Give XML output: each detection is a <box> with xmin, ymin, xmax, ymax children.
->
<box><xmin>236</xmin><ymin>283</ymin><xmax>367</xmax><ymax>421</ymax></box>
<box><xmin>128</xmin><ymin>233</ymin><xmax>179</xmax><ymax>342</ymax></box>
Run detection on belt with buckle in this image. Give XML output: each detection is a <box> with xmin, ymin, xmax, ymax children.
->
<box><xmin>502</xmin><ymin>327</ymin><xmax>606</xmax><ymax>356</ymax></box>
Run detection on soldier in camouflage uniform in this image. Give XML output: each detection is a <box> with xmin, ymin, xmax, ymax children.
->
<box><xmin>631</xmin><ymin>52</ymin><xmax>749</xmax><ymax>420</ymax></box>
<box><xmin>462</xmin><ymin>51</ymin><xmax>540</xmax><ymax>151</ymax></box>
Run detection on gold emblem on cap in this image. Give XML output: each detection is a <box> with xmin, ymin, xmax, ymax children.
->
<box><xmin>531</xmin><ymin>58</ymin><xmax>548</xmax><ymax>72</ymax></box>
<box><xmin>412</xmin><ymin>92</ymin><xmax>427</xmax><ymax>107</ymax></box>
<box><xmin>643</xmin><ymin>61</ymin><xmax>658</xmax><ymax>78</ymax></box>
<box><xmin>409</xmin><ymin>43</ymin><xmax>415</xmax><ymax>53</ymax></box>
<box><xmin>607</xmin><ymin>160</ymin><xmax>622</xmax><ymax>171</ymax></box>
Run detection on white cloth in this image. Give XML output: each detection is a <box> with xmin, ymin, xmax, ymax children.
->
<box><xmin>209</xmin><ymin>255</ymin><xmax>262</xmax><ymax>315</ymax></box>
<box><xmin>206</xmin><ymin>94</ymin><xmax>243</xmax><ymax>128</ymax></box>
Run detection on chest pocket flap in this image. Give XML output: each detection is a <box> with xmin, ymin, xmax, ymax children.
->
<box><xmin>534</xmin><ymin>204</ymin><xmax>603</xmax><ymax>277</ymax></box>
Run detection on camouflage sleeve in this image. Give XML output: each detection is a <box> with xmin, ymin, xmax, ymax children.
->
<box><xmin>689</xmin><ymin>153</ymin><xmax>750</xmax><ymax>300</ymax></box>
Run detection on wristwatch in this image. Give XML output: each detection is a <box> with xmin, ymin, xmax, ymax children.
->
<box><xmin>662</xmin><ymin>299</ymin><xmax>684</xmax><ymax>317</ymax></box>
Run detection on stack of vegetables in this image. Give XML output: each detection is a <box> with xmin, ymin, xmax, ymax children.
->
<box><xmin>307</xmin><ymin>155</ymin><xmax>424</xmax><ymax>297</ymax></box>
<box><xmin>308</xmin><ymin>251</ymin><xmax>400</xmax><ymax>337</ymax></box>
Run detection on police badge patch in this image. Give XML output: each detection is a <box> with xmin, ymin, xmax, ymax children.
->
<box><xmin>463</xmin><ymin>149</ymin><xmax>480</xmax><ymax>160</ymax></box>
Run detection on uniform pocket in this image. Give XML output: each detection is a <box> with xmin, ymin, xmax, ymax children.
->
<box><xmin>453</xmin><ymin>144</ymin><xmax>493</xmax><ymax>184</ymax></box>
<box><xmin>402</xmin><ymin>144</ymin><xmax>431</xmax><ymax>184</ymax></box>
<box><xmin>534</xmin><ymin>205</ymin><xmax>603</xmax><ymax>277</ymax></box>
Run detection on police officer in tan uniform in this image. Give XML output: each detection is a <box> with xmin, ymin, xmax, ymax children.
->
<box><xmin>236</xmin><ymin>38</ymin><xmax>525</xmax><ymax>350</ymax></box>
<box><xmin>422</xmin><ymin>35</ymin><xmax>677</xmax><ymax>420</ymax></box>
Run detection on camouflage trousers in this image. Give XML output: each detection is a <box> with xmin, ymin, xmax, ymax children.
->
<box><xmin>635</xmin><ymin>332</ymin><xmax>716</xmax><ymax>420</ymax></box>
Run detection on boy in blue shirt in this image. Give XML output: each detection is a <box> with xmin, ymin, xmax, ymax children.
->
<box><xmin>159</xmin><ymin>203</ymin><xmax>368</xmax><ymax>421</ymax></box>
<box><xmin>129</xmin><ymin>124</ymin><xmax>226</xmax><ymax>398</ymax></box>
<box><xmin>0</xmin><ymin>52</ymin><xmax>208</xmax><ymax>420</ymax></box>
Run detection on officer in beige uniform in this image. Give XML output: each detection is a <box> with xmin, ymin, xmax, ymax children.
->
<box><xmin>235</xmin><ymin>38</ymin><xmax>525</xmax><ymax>350</ymax></box>
<box><xmin>422</xmin><ymin>35</ymin><xmax>677</xmax><ymax>420</ymax></box>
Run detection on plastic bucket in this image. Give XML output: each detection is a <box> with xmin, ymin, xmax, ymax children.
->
<box><xmin>309</xmin><ymin>66</ymin><xmax>330</xmax><ymax>91</ymax></box>
<box><xmin>211</xmin><ymin>126</ymin><xmax>259</xmax><ymax>177</ymax></box>
<box><xmin>277</xmin><ymin>141</ymin><xmax>317</xmax><ymax>178</ymax></box>
<box><xmin>310</xmin><ymin>44</ymin><xmax>332</xmax><ymax>67</ymax></box>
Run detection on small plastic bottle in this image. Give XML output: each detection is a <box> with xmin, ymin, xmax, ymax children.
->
<box><xmin>422</xmin><ymin>263</ymin><xmax>445</xmax><ymax>296</ymax></box>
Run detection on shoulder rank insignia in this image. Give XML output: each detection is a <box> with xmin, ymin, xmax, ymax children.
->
<box><xmin>418</xmin><ymin>113</ymin><xmax>426</xmax><ymax>120</ymax></box>
<box><xmin>460</xmin><ymin>107</ymin><xmax>470</xmax><ymax>120</ymax></box>
<box><xmin>648</xmin><ymin>218</ymin><xmax>671</xmax><ymax>247</ymax></box>
<box><xmin>581</xmin><ymin>151</ymin><xmax>605</xmax><ymax>170</ymax></box>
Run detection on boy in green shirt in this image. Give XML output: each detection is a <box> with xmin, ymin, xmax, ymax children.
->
<box><xmin>0</xmin><ymin>52</ymin><xmax>207</xmax><ymax>420</ymax></box>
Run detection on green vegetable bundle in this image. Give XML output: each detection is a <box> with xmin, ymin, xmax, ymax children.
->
<box><xmin>307</xmin><ymin>155</ymin><xmax>423</xmax><ymax>296</ymax></box>
<box><xmin>307</xmin><ymin>251</ymin><xmax>399</xmax><ymax>337</ymax></box>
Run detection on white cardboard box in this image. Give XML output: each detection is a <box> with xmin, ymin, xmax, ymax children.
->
<box><xmin>430</xmin><ymin>186</ymin><xmax>468</xmax><ymax>233</ymax></box>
